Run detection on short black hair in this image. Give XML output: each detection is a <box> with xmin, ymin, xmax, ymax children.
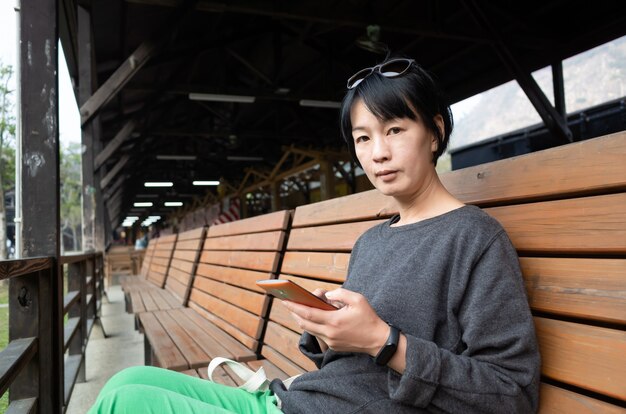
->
<box><xmin>340</xmin><ymin>58</ymin><xmax>453</xmax><ymax>167</ymax></box>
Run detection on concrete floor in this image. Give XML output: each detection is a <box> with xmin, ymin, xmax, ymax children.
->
<box><xmin>65</xmin><ymin>282</ymin><xmax>144</xmax><ymax>413</ymax></box>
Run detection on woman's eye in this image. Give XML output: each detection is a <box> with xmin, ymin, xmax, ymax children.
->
<box><xmin>388</xmin><ymin>127</ymin><xmax>401</xmax><ymax>135</ymax></box>
<box><xmin>355</xmin><ymin>136</ymin><xmax>369</xmax><ymax>144</ymax></box>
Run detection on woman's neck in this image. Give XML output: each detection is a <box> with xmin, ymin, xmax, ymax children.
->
<box><xmin>392</xmin><ymin>174</ymin><xmax>464</xmax><ymax>227</ymax></box>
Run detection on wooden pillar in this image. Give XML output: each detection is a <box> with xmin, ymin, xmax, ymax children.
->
<box><xmin>78</xmin><ymin>5</ymin><xmax>96</xmax><ymax>252</ymax></box>
<box><xmin>270</xmin><ymin>181</ymin><xmax>281</xmax><ymax>212</ymax></box>
<box><xmin>319</xmin><ymin>159</ymin><xmax>335</xmax><ymax>200</ymax></box>
<box><xmin>12</xmin><ymin>0</ymin><xmax>63</xmax><ymax>411</ymax></box>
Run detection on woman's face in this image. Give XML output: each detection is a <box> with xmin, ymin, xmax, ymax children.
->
<box><xmin>350</xmin><ymin>98</ymin><xmax>440</xmax><ymax>200</ymax></box>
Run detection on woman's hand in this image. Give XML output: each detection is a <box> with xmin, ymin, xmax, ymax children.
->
<box><xmin>283</xmin><ymin>288</ymin><xmax>389</xmax><ymax>356</ymax></box>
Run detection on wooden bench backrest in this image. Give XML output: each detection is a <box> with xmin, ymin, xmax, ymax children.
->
<box><xmin>264</xmin><ymin>131</ymin><xmax>626</xmax><ymax>410</ymax></box>
<box><xmin>164</xmin><ymin>227</ymin><xmax>207</xmax><ymax>304</ymax></box>
<box><xmin>187</xmin><ymin>210</ymin><xmax>292</xmax><ymax>355</ymax></box>
<box><xmin>146</xmin><ymin>234</ymin><xmax>178</xmax><ymax>288</ymax></box>
<box><xmin>139</xmin><ymin>241</ymin><xmax>157</xmax><ymax>278</ymax></box>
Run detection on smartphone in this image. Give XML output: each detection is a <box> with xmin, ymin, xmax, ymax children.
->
<box><xmin>256</xmin><ymin>279</ymin><xmax>338</xmax><ymax>311</ymax></box>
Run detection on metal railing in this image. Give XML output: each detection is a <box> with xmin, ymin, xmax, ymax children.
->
<box><xmin>0</xmin><ymin>252</ymin><xmax>104</xmax><ymax>413</ymax></box>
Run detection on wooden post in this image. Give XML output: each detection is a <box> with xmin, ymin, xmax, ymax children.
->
<box><xmin>270</xmin><ymin>181</ymin><xmax>281</xmax><ymax>212</ymax></box>
<box><xmin>79</xmin><ymin>5</ymin><xmax>96</xmax><ymax>252</ymax></box>
<box><xmin>319</xmin><ymin>159</ymin><xmax>335</xmax><ymax>200</ymax></box>
<box><xmin>13</xmin><ymin>0</ymin><xmax>63</xmax><ymax>411</ymax></box>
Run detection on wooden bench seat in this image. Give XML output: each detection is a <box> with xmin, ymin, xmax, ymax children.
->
<box><xmin>140</xmin><ymin>210</ymin><xmax>292</xmax><ymax>372</ymax></box>
<box><xmin>128</xmin><ymin>228</ymin><xmax>206</xmax><ymax>322</ymax></box>
<box><xmin>230</xmin><ymin>132</ymin><xmax>626</xmax><ymax>412</ymax></box>
<box><xmin>119</xmin><ymin>240</ymin><xmax>156</xmax><ymax>292</ymax></box>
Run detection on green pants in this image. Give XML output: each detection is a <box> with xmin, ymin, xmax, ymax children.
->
<box><xmin>89</xmin><ymin>366</ymin><xmax>283</xmax><ymax>414</ymax></box>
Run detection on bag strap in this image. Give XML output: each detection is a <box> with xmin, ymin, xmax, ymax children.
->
<box><xmin>207</xmin><ymin>357</ymin><xmax>301</xmax><ymax>392</ymax></box>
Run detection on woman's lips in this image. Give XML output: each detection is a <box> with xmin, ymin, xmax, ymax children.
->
<box><xmin>375</xmin><ymin>170</ymin><xmax>398</xmax><ymax>182</ymax></box>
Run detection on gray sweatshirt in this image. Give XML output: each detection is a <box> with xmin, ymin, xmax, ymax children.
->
<box><xmin>271</xmin><ymin>205</ymin><xmax>540</xmax><ymax>413</ymax></box>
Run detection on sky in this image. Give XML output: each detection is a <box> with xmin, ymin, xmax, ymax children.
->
<box><xmin>0</xmin><ymin>1</ymin><xmax>81</xmax><ymax>146</ymax></box>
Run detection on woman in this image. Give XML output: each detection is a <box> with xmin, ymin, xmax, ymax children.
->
<box><xmin>89</xmin><ymin>57</ymin><xmax>540</xmax><ymax>413</ymax></box>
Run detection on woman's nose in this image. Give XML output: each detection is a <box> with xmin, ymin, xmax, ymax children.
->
<box><xmin>372</xmin><ymin>137</ymin><xmax>391</xmax><ymax>162</ymax></box>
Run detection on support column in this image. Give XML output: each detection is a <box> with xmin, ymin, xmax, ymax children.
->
<box><xmin>13</xmin><ymin>0</ymin><xmax>62</xmax><ymax>412</ymax></box>
<box><xmin>78</xmin><ymin>5</ymin><xmax>96</xmax><ymax>252</ymax></box>
<box><xmin>270</xmin><ymin>181</ymin><xmax>281</xmax><ymax>212</ymax></box>
<box><xmin>319</xmin><ymin>159</ymin><xmax>335</xmax><ymax>200</ymax></box>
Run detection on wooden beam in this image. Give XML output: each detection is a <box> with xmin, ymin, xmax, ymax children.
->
<box><xmin>94</xmin><ymin>120</ymin><xmax>136</xmax><ymax>170</ymax></box>
<box><xmin>103</xmin><ymin>174</ymin><xmax>126</xmax><ymax>201</ymax></box>
<box><xmin>80</xmin><ymin>40</ymin><xmax>159</xmax><ymax>126</ymax></box>
<box><xmin>80</xmin><ymin>0</ymin><xmax>197</xmax><ymax>126</ymax></box>
<box><xmin>461</xmin><ymin>0</ymin><xmax>572</xmax><ymax>144</ymax></box>
<box><xmin>100</xmin><ymin>155</ymin><xmax>130</xmax><ymax>189</ymax></box>
<box><xmin>124</xmin><ymin>0</ymin><xmax>491</xmax><ymax>43</ymax></box>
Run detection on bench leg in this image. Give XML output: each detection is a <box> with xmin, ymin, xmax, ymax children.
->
<box><xmin>144</xmin><ymin>335</ymin><xmax>153</xmax><ymax>366</ymax></box>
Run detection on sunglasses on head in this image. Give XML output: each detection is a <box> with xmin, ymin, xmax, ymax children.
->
<box><xmin>346</xmin><ymin>58</ymin><xmax>415</xmax><ymax>89</ymax></box>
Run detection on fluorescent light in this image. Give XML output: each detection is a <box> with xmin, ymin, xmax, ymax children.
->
<box><xmin>189</xmin><ymin>93</ymin><xmax>256</xmax><ymax>104</ymax></box>
<box><xmin>226</xmin><ymin>156</ymin><xmax>263</xmax><ymax>161</ymax></box>
<box><xmin>192</xmin><ymin>180</ymin><xmax>220</xmax><ymax>186</ymax></box>
<box><xmin>299</xmin><ymin>99</ymin><xmax>341</xmax><ymax>109</ymax></box>
<box><xmin>133</xmin><ymin>202</ymin><xmax>153</xmax><ymax>207</ymax></box>
<box><xmin>156</xmin><ymin>155</ymin><xmax>197</xmax><ymax>161</ymax></box>
<box><xmin>144</xmin><ymin>182</ymin><xmax>173</xmax><ymax>187</ymax></box>
<box><xmin>164</xmin><ymin>202</ymin><xmax>183</xmax><ymax>207</ymax></box>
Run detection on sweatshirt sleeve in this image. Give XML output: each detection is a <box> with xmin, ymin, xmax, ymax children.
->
<box><xmin>298</xmin><ymin>331</ymin><xmax>326</xmax><ymax>368</ymax></box>
<box><xmin>387</xmin><ymin>232</ymin><xmax>541</xmax><ymax>413</ymax></box>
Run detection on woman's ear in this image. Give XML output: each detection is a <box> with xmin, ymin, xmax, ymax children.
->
<box><xmin>432</xmin><ymin>114</ymin><xmax>445</xmax><ymax>152</ymax></box>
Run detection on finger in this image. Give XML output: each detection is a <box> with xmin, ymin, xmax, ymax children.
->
<box><xmin>324</xmin><ymin>288</ymin><xmax>359</xmax><ymax>304</ymax></box>
<box><xmin>282</xmin><ymin>300</ymin><xmax>334</xmax><ymax>325</ymax></box>
<box><xmin>289</xmin><ymin>312</ymin><xmax>327</xmax><ymax>337</ymax></box>
<box><xmin>312</xmin><ymin>288</ymin><xmax>328</xmax><ymax>298</ymax></box>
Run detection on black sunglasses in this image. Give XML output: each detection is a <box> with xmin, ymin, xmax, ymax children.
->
<box><xmin>346</xmin><ymin>58</ymin><xmax>415</xmax><ymax>89</ymax></box>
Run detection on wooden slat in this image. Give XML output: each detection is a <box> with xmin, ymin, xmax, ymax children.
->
<box><xmin>270</xmin><ymin>299</ymin><xmax>301</xmax><ymax>333</ymax></box>
<box><xmin>164</xmin><ymin>278</ymin><xmax>187</xmax><ymax>303</ymax></box>
<box><xmin>188</xmin><ymin>290</ymin><xmax>262</xmax><ymax>339</ymax></box>
<box><xmin>180</xmin><ymin>369</ymin><xmax>200</xmax><ymax>378</ymax></box>
<box><xmin>281</xmin><ymin>252</ymin><xmax>350</xmax><ymax>282</ymax></box>
<box><xmin>262</xmin><ymin>346</ymin><xmax>309</xmax><ymax>378</ymax></box>
<box><xmin>200</xmin><ymin>250</ymin><xmax>280</xmax><ymax>273</ymax></box>
<box><xmin>147</xmin><ymin>289</ymin><xmax>171</xmax><ymax>310</ymax></box>
<box><xmin>263</xmin><ymin>321</ymin><xmax>317</xmax><ymax>372</ymax></box>
<box><xmin>168</xmin><ymin>309</ymin><xmax>235</xmax><ymax>360</ymax></box>
<box><xmin>292</xmin><ymin>133</ymin><xmax>626</xmax><ymax>227</ymax></box>
<box><xmin>287</xmin><ymin>220</ymin><xmax>384</xmax><ymax>252</ymax></box>
<box><xmin>153</xmin><ymin>311</ymin><xmax>209</xmax><ymax>369</ymax></box>
<box><xmin>139</xmin><ymin>312</ymin><xmax>187</xmax><ymax>371</ymax></box>
<box><xmin>129</xmin><ymin>291</ymin><xmax>145</xmax><ymax>313</ymax></box>
<box><xmin>203</xmin><ymin>231</ymin><xmax>285</xmax><ymax>251</ymax></box>
<box><xmin>167</xmin><ymin>266</ymin><xmax>192</xmax><ymax>285</ymax></box>
<box><xmin>208</xmin><ymin>210</ymin><xmax>290</xmax><ymax>237</ymax></box>
<box><xmin>0</xmin><ymin>338</ymin><xmax>38</xmax><ymax>397</ymax></box>
<box><xmin>192</xmin><ymin>277</ymin><xmax>266</xmax><ymax>315</ymax></box>
<box><xmin>6</xmin><ymin>397</ymin><xmax>37</xmax><ymax>414</ymax></box>
<box><xmin>140</xmin><ymin>291</ymin><xmax>159</xmax><ymax>312</ymax></box>
<box><xmin>538</xmin><ymin>383</ymin><xmax>626</xmax><ymax>414</ymax></box>
<box><xmin>195</xmin><ymin>263</ymin><xmax>272</xmax><ymax>293</ymax></box>
<box><xmin>174</xmin><ymin>239</ymin><xmax>204</xmax><ymax>250</ymax></box>
<box><xmin>172</xmin><ymin>250</ymin><xmax>197</xmax><ymax>261</ymax></box>
<box><xmin>151</xmin><ymin>257</ymin><xmax>169</xmax><ymax>267</ymax></box>
<box><xmin>487</xmin><ymin>193</ymin><xmax>626</xmax><ymax>254</ymax></box>
<box><xmin>522</xmin><ymin>257</ymin><xmax>626</xmax><ymax>324</ymax></box>
<box><xmin>156</xmin><ymin>287</ymin><xmax>184</xmax><ymax>309</ymax></box>
<box><xmin>177</xmin><ymin>227</ymin><xmax>206</xmax><ymax>241</ymax></box>
<box><xmin>182</xmin><ymin>307</ymin><xmax>256</xmax><ymax>361</ymax></box>
<box><xmin>535</xmin><ymin>317</ymin><xmax>626</xmax><ymax>400</ymax></box>
<box><xmin>169</xmin><ymin>258</ymin><xmax>194</xmax><ymax>274</ymax></box>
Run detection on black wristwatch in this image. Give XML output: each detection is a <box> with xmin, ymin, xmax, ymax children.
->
<box><xmin>374</xmin><ymin>323</ymin><xmax>400</xmax><ymax>366</ymax></box>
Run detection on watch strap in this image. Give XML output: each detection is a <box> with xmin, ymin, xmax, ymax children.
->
<box><xmin>374</xmin><ymin>323</ymin><xmax>400</xmax><ymax>366</ymax></box>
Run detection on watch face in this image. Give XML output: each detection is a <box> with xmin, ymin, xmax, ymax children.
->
<box><xmin>374</xmin><ymin>324</ymin><xmax>399</xmax><ymax>365</ymax></box>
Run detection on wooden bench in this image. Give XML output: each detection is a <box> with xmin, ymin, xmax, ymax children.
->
<box><xmin>127</xmin><ymin>228</ymin><xmax>206</xmax><ymax>322</ymax></box>
<box><xmin>139</xmin><ymin>210</ymin><xmax>292</xmax><ymax>374</ymax></box>
<box><xmin>104</xmin><ymin>245</ymin><xmax>135</xmax><ymax>286</ymax></box>
<box><xmin>212</xmin><ymin>132</ymin><xmax>626</xmax><ymax>412</ymax></box>
<box><xmin>119</xmin><ymin>239</ymin><xmax>156</xmax><ymax>294</ymax></box>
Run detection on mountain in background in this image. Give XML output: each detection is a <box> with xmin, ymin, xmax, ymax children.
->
<box><xmin>449</xmin><ymin>36</ymin><xmax>626</xmax><ymax>150</ymax></box>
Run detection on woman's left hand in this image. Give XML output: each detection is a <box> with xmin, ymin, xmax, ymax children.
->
<box><xmin>283</xmin><ymin>288</ymin><xmax>389</xmax><ymax>356</ymax></box>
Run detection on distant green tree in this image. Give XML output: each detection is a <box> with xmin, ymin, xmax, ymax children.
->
<box><xmin>60</xmin><ymin>142</ymin><xmax>82</xmax><ymax>252</ymax></box>
<box><xmin>0</xmin><ymin>62</ymin><xmax>16</xmax><ymax>259</ymax></box>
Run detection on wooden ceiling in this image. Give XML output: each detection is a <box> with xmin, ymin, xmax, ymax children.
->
<box><xmin>61</xmin><ymin>0</ymin><xmax>626</xmax><ymax>224</ymax></box>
